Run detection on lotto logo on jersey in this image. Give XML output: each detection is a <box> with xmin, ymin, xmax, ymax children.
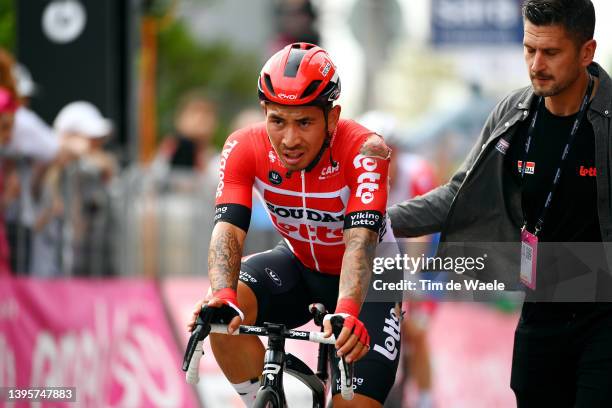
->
<box><xmin>216</xmin><ymin>140</ymin><xmax>239</xmax><ymax>198</ymax></box>
<box><xmin>353</xmin><ymin>154</ymin><xmax>381</xmax><ymax>204</ymax></box>
<box><xmin>517</xmin><ymin>161</ymin><xmax>535</xmax><ymax>175</ymax></box>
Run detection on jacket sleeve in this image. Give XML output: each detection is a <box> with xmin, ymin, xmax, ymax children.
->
<box><xmin>388</xmin><ymin>94</ymin><xmax>514</xmax><ymax>237</ymax></box>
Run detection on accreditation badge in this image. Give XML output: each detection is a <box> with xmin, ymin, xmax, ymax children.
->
<box><xmin>520</xmin><ymin>228</ymin><xmax>538</xmax><ymax>289</ymax></box>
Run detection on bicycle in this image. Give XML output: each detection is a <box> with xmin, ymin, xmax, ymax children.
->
<box><xmin>182</xmin><ymin>302</ymin><xmax>355</xmax><ymax>407</ymax></box>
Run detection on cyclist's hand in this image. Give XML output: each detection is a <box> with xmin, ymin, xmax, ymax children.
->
<box><xmin>323</xmin><ymin>299</ymin><xmax>370</xmax><ymax>363</ymax></box>
<box><xmin>187</xmin><ymin>298</ymin><xmax>206</xmax><ymax>332</ymax></box>
<box><xmin>186</xmin><ymin>288</ymin><xmax>244</xmax><ymax>335</ymax></box>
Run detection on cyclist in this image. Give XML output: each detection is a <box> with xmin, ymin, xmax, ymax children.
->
<box><xmin>187</xmin><ymin>43</ymin><xmax>401</xmax><ymax>407</ymax></box>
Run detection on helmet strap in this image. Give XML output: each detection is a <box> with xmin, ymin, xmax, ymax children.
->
<box><xmin>304</xmin><ymin>104</ymin><xmax>336</xmax><ymax>172</ymax></box>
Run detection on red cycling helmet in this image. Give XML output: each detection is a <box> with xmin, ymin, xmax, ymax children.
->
<box><xmin>258</xmin><ymin>43</ymin><xmax>341</xmax><ymax>106</ymax></box>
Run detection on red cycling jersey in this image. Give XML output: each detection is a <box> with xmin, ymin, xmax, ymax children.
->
<box><xmin>214</xmin><ymin>119</ymin><xmax>390</xmax><ymax>275</ymax></box>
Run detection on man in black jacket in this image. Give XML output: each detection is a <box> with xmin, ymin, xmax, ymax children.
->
<box><xmin>389</xmin><ymin>1</ymin><xmax>612</xmax><ymax>406</ymax></box>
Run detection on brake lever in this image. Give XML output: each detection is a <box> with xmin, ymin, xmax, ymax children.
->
<box><xmin>329</xmin><ymin>315</ymin><xmax>354</xmax><ymax>400</ymax></box>
<box><xmin>309</xmin><ymin>303</ymin><xmax>328</xmax><ymax>327</ymax></box>
<box><xmin>181</xmin><ymin>305</ymin><xmax>214</xmax><ymax>372</ymax></box>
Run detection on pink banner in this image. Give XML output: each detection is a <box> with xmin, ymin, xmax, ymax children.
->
<box><xmin>0</xmin><ymin>277</ymin><xmax>199</xmax><ymax>408</ymax></box>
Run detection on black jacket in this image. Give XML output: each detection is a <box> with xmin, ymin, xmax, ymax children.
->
<box><xmin>389</xmin><ymin>63</ymin><xmax>612</xmax><ymax>285</ymax></box>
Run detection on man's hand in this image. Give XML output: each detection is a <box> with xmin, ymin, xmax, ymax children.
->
<box><xmin>322</xmin><ymin>299</ymin><xmax>370</xmax><ymax>363</ymax></box>
<box><xmin>186</xmin><ymin>288</ymin><xmax>244</xmax><ymax>335</ymax></box>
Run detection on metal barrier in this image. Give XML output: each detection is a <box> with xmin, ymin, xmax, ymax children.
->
<box><xmin>4</xmin><ymin>157</ymin><xmax>117</xmax><ymax>277</ymax></box>
<box><xmin>3</xmin><ymin>159</ymin><xmax>280</xmax><ymax>278</ymax></box>
<box><xmin>111</xmin><ymin>166</ymin><xmax>280</xmax><ymax>277</ymax></box>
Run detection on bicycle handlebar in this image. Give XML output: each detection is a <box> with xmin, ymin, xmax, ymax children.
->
<box><xmin>183</xmin><ymin>305</ymin><xmax>354</xmax><ymax>400</ymax></box>
<box><xmin>211</xmin><ymin>323</ymin><xmax>337</xmax><ymax>343</ymax></box>
<box><xmin>184</xmin><ymin>323</ymin><xmax>337</xmax><ymax>384</ymax></box>
<box><xmin>185</xmin><ymin>338</ymin><xmax>204</xmax><ymax>384</ymax></box>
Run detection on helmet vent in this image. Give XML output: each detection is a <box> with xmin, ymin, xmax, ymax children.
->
<box><xmin>301</xmin><ymin>80</ymin><xmax>322</xmax><ymax>99</ymax></box>
<box><xmin>284</xmin><ymin>48</ymin><xmax>308</xmax><ymax>78</ymax></box>
<box><xmin>263</xmin><ymin>74</ymin><xmax>276</xmax><ymax>96</ymax></box>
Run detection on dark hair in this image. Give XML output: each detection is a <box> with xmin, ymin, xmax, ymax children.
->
<box><xmin>0</xmin><ymin>48</ymin><xmax>18</xmax><ymax>102</ymax></box>
<box><xmin>175</xmin><ymin>89</ymin><xmax>216</xmax><ymax>119</ymax></box>
<box><xmin>522</xmin><ymin>0</ymin><xmax>595</xmax><ymax>46</ymax></box>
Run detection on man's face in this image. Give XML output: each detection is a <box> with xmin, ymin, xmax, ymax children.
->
<box><xmin>61</xmin><ymin>132</ymin><xmax>92</xmax><ymax>159</ymax></box>
<box><xmin>175</xmin><ymin>100</ymin><xmax>217</xmax><ymax>143</ymax></box>
<box><xmin>264</xmin><ymin>103</ymin><xmax>339</xmax><ymax>171</ymax></box>
<box><xmin>523</xmin><ymin>21</ymin><xmax>586</xmax><ymax>97</ymax></box>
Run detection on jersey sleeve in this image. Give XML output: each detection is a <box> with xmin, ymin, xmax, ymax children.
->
<box><xmin>343</xmin><ymin>132</ymin><xmax>390</xmax><ymax>233</ymax></box>
<box><xmin>214</xmin><ymin>129</ymin><xmax>255</xmax><ymax>232</ymax></box>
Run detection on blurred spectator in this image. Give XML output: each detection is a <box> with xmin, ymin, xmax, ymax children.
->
<box><xmin>0</xmin><ymin>57</ymin><xmax>18</xmax><ymax>145</ymax></box>
<box><xmin>359</xmin><ymin>110</ymin><xmax>438</xmax><ymax>207</ymax></box>
<box><xmin>0</xmin><ymin>50</ymin><xmax>70</xmax><ymax>274</ymax></box>
<box><xmin>30</xmin><ymin>101</ymin><xmax>116</xmax><ymax>277</ymax></box>
<box><xmin>230</xmin><ymin>107</ymin><xmax>263</xmax><ymax>131</ymax></box>
<box><xmin>13</xmin><ymin>63</ymin><xmax>37</xmax><ymax>107</ymax></box>
<box><xmin>134</xmin><ymin>91</ymin><xmax>220</xmax><ymax>277</ymax></box>
<box><xmin>360</xmin><ymin>110</ymin><xmax>438</xmax><ymax>408</ymax></box>
<box><xmin>151</xmin><ymin>90</ymin><xmax>219</xmax><ymax>188</ymax></box>
<box><xmin>0</xmin><ymin>86</ymin><xmax>19</xmax><ymax>275</ymax></box>
<box><xmin>268</xmin><ymin>0</ymin><xmax>319</xmax><ymax>54</ymax></box>
<box><xmin>0</xmin><ymin>52</ymin><xmax>59</xmax><ymax>162</ymax></box>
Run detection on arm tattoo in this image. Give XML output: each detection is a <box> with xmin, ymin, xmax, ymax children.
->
<box><xmin>360</xmin><ymin>134</ymin><xmax>391</xmax><ymax>159</ymax></box>
<box><xmin>208</xmin><ymin>227</ymin><xmax>242</xmax><ymax>292</ymax></box>
<box><xmin>339</xmin><ymin>228</ymin><xmax>378</xmax><ymax>303</ymax></box>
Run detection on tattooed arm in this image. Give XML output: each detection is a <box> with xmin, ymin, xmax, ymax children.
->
<box><xmin>338</xmin><ymin>133</ymin><xmax>390</xmax><ymax>305</ymax></box>
<box><xmin>338</xmin><ymin>227</ymin><xmax>378</xmax><ymax>305</ymax></box>
<box><xmin>321</xmin><ymin>133</ymin><xmax>390</xmax><ymax>361</ymax></box>
<box><xmin>208</xmin><ymin>221</ymin><xmax>247</xmax><ymax>292</ymax></box>
<box><xmin>322</xmin><ymin>226</ymin><xmax>378</xmax><ymax>362</ymax></box>
<box><xmin>186</xmin><ymin>221</ymin><xmax>247</xmax><ymax>334</ymax></box>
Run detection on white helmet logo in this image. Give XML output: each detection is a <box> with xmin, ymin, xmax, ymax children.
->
<box><xmin>278</xmin><ymin>93</ymin><xmax>298</xmax><ymax>100</ymax></box>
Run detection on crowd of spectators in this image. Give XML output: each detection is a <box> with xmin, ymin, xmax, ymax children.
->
<box><xmin>0</xmin><ymin>48</ymin><xmax>117</xmax><ymax>277</ymax></box>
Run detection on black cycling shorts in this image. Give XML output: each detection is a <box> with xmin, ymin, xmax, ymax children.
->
<box><xmin>239</xmin><ymin>241</ymin><xmax>401</xmax><ymax>404</ymax></box>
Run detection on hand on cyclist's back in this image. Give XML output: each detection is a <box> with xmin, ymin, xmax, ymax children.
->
<box><xmin>322</xmin><ymin>298</ymin><xmax>370</xmax><ymax>363</ymax></box>
<box><xmin>187</xmin><ymin>288</ymin><xmax>244</xmax><ymax>335</ymax></box>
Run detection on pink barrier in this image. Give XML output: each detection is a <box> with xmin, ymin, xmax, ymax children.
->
<box><xmin>0</xmin><ymin>277</ymin><xmax>199</xmax><ymax>408</ymax></box>
<box><xmin>429</xmin><ymin>303</ymin><xmax>520</xmax><ymax>408</ymax></box>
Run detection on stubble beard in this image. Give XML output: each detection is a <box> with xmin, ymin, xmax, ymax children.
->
<box><xmin>530</xmin><ymin>67</ymin><xmax>581</xmax><ymax>98</ymax></box>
